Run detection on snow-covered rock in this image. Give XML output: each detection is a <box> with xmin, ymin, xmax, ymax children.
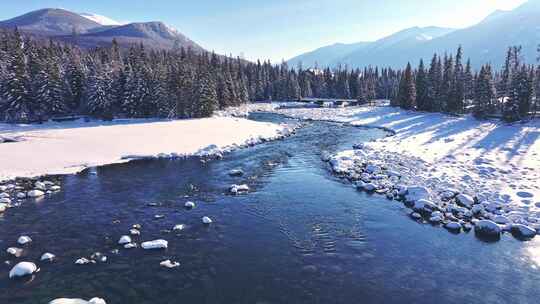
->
<box><xmin>362</xmin><ymin>183</ymin><xmax>377</xmax><ymax>192</ymax></box>
<box><xmin>456</xmin><ymin>194</ymin><xmax>475</xmax><ymax>208</ymax></box>
<box><xmin>27</xmin><ymin>190</ymin><xmax>45</xmax><ymax>198</ymax></box>
<box><xmin>0</xmin><ymin>203</ymin><xmax>7</xmax><ymax>212</ymax></box>
<box><xmin>7</xmin><ymin>247</ymin><xmax>22</xmax><ymax>257</ymax></box>
<box><xmin>49</xmin><ymin>297</ymin><xmax>106</xmax><ymax>304</ymax></box>
<box><xmin>9</xmin><ymin>262</ymin><xmax>39</xmax><ymax>278</ymax></box>
<box><xmin>160</xmin><ymin>260</ymin><xmax>180</xmax><ymax>269</ymax></box>
<box><xmin>445</xmin><ymin>221</ymin><xmax>462</xmax><ymax>231</ymax></box>
<box><xmin>17</xmin><ymin>235</ymin><xmax>32</xmax><ymax>245</ymax></box>
<box><xmin>0</xmin><ymin>192</ymin><xmax>9</xmax><ymax>198</ymax></box>
<box><xmin>173</xmin><ymin>224</ymin><xmax>185</xmax><ymax>231</ymax></box>
<box><xmin>410</xmin><ymin>212</ymin><xmax>422</xmax><ymax>220</ymax></box>
<box><xmin>492</xmin><ymin>215</ymin><xmax>510</xmax><ymax>225</ymax></box>
<box><xmin>118</xmin><ymin>235</ymin><xmax>132</xmax><ymax>245</ymax></box>
<box><xmin>184</xmin><ymin>201</ymin><xmax>195</xmax><ymax>209</ymax></box>
<box><xmin>35</xmin><ymin>181</ymin><xmax>47</xmax><ymax>191</ymax></box>
<box><xmin>202</xmin><ymin>216</ymin><xmax>213</xmax><ymax>225</ymax></box>
<box><xmin>141</xmin><ymin>239</ymin><xmax>168</xmax><ymax>250</ymax></box>
<box><xmin>50</xmin><ymin>185</ymin><xmax>61</xmax><ymax>191</ymax></box>
<box><xmin>0</xmin><ymin>197</ymin><xmax>11</xmax><ymax>204</ymax></box>
<box><xmin>40</xmin><ymin>252</ymin><xmax>56</xmax><ymax>261</ymax></box>
<box><xmin>474</xmin><ymin>220</ymin><xmax>501</xmax><ymax>238</ymax></box>
<box><xmin>413</xmin><ymin>199</ymin><xmax>438</xmax><ymax>213</ymax></box>
<box><xmin>129</xmin><ymin>229</ymin><xmax>140</xmax><ymax>236</ymax></box>
<box><xmin>124</xmin><ymin>243</ymin><xmax>137</xmax><ymax>249</ymax></box>
<box><xmin>229</xmin><ymin>184</ymin><xmax>250</xmax><ymax>195</ymax></box>
<box><xmin>16</xmin><ymin>192</ymin><xmax>26</xmax><ymax>199</ymax></box>
<box><xmin>405</xmin><ymin>186</ymin><xmax>430</xmax><ymax>203</ymax></box>
<box><xmin>228</xmin><ymin>169</ymin><xmax>244</xmax><ymax>177</ymax></box>
<box><xmin>429</xmin><ymin>214</ymin><xmax>443</xmax><ymax>224</ymax></box>
<box><xmin>75</xmin><ymin>258</ymin><xmax>91</xmax><ymax>265</ymax></box>
<box><xmin>511</xmin><ymin>224</ymin><xmax>537</xmax><ymax>239</ymax></box>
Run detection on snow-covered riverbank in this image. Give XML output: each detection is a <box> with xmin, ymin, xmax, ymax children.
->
<box><xmin>0</xmin><ymin>117</ymin><xmax>293</xmax><ymax>181</ymax></box>
<box><xmin>231</xmin><ymin>103</ymin><xmax>540</xmax><ymax>237</ymax></box>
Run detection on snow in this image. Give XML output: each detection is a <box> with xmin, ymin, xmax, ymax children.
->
<box><xmin>242</xmin><ymin>104</ymin><xmax>539</xmax><ymax>222</ymax></box>
<box><xmin>79</xmin><ymin>13</ymin><xmax>123</xmax><ymax>26</ymax></box>
<box><xmin>0</xmin><ymin>117</ymin><xmax>292</xmax><ymax>181</ymax></box>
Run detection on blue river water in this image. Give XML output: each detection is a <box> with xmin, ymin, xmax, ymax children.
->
<box><xmin>1</xmin><ymin>113</ymin><xmax>539</xmax><ymax>304</ymax></box>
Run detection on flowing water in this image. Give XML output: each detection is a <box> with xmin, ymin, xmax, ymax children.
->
<box><xmin>1</xmin><ymin>113</ymin><xmax>540</xmax><ymax>304</ymax></box>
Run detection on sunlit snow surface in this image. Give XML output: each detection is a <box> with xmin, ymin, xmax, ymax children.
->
<box><xmin>0</xmin><ymin>117</ymin><xmax>292</xmax><ymax>181</ymax></box>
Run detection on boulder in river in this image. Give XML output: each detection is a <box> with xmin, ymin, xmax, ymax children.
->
<box><xmin>445</xmin><ymin>221</ymin><xmax>462</xmax><ymax>232</ymax></box>
<box><xmin>40</xmin><ymin>253</ymin><xmax>56</xmax><ymax>262</ymax></box>
<box><xmin>474</xmin><ymin>220</ymin><xmax>501</xmax><ymax>239</ymax></box>
<box><xmin>160</xmin><ymin>260</ymin><xmax>180</xmax><ymax>269</ymax></box>
<box><xmin>229</xmin><ymin>184</ymin><xmax>250</xmax><ymax>195</ymax></box>
<box><xmin>9</xmin><ymin>261</ymin><xmax>39</xmax><ymax>278</ymax></box>
<box><xmin>511</xmin><ymin>224</ymin><xmax>537</xmax><ymax>239</ymax></box>
<box><xmin>118</xmin><ymin>235</ymin><xmax>132</xmax><ymax>245</ymax></box>
<box><xmin>202</xmin><ymin>216</ymin><xmax>213</xmax><ymax>225</ymax></box>
<box><xmin>49</xmin><ymin>298</ymin><xmax>106</xmax><ymax>304</ymax></box>
<box><xmin>141</xmin><ymin>239</ymin><xmax>168</xmax><ymax>250</ymax></box>
<box><xmin>184</xmin><ymin>201</ymin><xmax>196</xmax><ymax>209</ymax></box>
<box><xmin>228</xmin><ymin>169</ymin><xmax>244</xmax><ymax>177</ymax></box>
<box><xmin>27</xmin><ymin>190</ymin><xmax>45</xmax><ymax>198</ymax></box>
<box><xmin>17</xmin><ymin>235</ymin><xmax>32</xmax><ymax>245</ymax></box>
<box><xmin>0</xmin><ymin>198</ymin><xmax>11</xmax><ymax>204</ymax></box>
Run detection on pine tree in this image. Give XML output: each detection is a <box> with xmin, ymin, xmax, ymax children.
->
<box><xmin>415</xmin><ymin>59</ymin><xmax>429</xmax><ymax>111</ymax></box>
<box><xmin>193</xmin><ymin>68</ymin><xmax>218</xmax><ymax>118</ymax></box>
<box><xmin>397</xmin><ymin>63</ymin><xmax>416</xmax><ymax>109</ymax></box>
<box><xmin>86</xmin><ymin>59</ymin><xmax>114</xmax><ymax>120</ymax></box>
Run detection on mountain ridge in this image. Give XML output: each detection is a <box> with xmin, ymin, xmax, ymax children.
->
<box><xmin>0</xmin><ymin>8</ymin><xmax>205</xmax><ymax>52</ymax></box>
<box><xmin>288</xmin><ymin>0</ymin><xmax>540</xmax><ymax>69</ymax></box>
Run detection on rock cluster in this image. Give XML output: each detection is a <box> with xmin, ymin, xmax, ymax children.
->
<box><xmin>0</xmin><ymin>178</ymin><xmax>62</xmax><ymax>214</ymax></box>
<box><xmin>324</xmin><ymin>146</ymin><xmax>538</xmax><ymax>241</ymax></box>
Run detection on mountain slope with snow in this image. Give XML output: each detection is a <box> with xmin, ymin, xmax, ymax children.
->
<box><xmin>0</xmin><ymin>8</ymin><xmax>206</xmax><ymax>52</ymax></box>
<box><xmin>80</xmin><ymin>13</ymin><xmax>123</xmax><ymax>26</ymax></box>
<box><xmin>288</xmin><ymin>0</ymin><xmax>540</xmax><ymax>69</ymax></box>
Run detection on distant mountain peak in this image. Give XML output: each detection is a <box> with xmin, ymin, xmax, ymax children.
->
<box><xmin>80</xmin><ymin>13</ymin><xmax>123</xmax><ymax>26</ymax></box>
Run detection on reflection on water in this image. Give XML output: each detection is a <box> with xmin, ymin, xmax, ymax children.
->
<box><xmin>0</xmin><ymin>113</ymin><xmax>539</xmax><ymax>304</ymax></box>
<box><xmin>525</xmin><ymin>239</ymin><xmax>540</xmax><ymax>269</ymax></box>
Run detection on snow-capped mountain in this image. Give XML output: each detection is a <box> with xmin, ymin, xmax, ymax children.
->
<box><xmin>68</xmin><ymin>21</ymin><xmax>204</xmax><ymax>51</ymax></box>
<box><xmin>79</xmin><ymin>13</ymin><xmax>123</xmax><ymax>26</ymax></box>
<box><xmin>0</xmin><ymin>8</ymin><xmax>205</xmax><ymax>52</ymax></box>
<box><xmin>0</xmin><ymin>8</ymin><xmax>102</xmax><ymax>35</ymax></box>
<box><xmin>287</xmin><ymin>26</ymin><xmax>455</xmax><ymax>69</ymax></box>
<box><xmin>288</xmin><ymin>0</ymin><xmax>540</xmax><ymax>69</ymax></box>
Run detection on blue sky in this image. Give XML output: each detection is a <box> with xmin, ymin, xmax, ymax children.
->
<box><xmin>0</xmin><ymin>0</ymin><xmax>528</xmax><ymax>62</ymax></box>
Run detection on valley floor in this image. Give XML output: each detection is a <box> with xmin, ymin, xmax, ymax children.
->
<box><xmin>0</xmin><ymin>117</ymin><xmax>291</xmax><ymax>181</ymax></box>
<box><xmin>234</xmin><ymin>103</ymin><xmax>540</xmax><ymax>221</ymax></box>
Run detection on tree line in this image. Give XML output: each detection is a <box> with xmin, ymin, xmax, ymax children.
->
<box><xmin>0</xmin><ymin>28</ymin><xmax>402</xmax><ymax>123</ymax></box>
<box><xmin>394</xmin><ymin>46</ymin><xmax>539</xmax><ymax>122</ymax></box>
<box><xmin>1</xmin><ymin>27</ymin><xmax>538</xmax><ymax>124</ymax></box>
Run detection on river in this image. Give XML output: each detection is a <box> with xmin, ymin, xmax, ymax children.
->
<box><xmin>1</xmin><ymin>113</ymin><xmax>539</xmax><ymax>304</ymax></box>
